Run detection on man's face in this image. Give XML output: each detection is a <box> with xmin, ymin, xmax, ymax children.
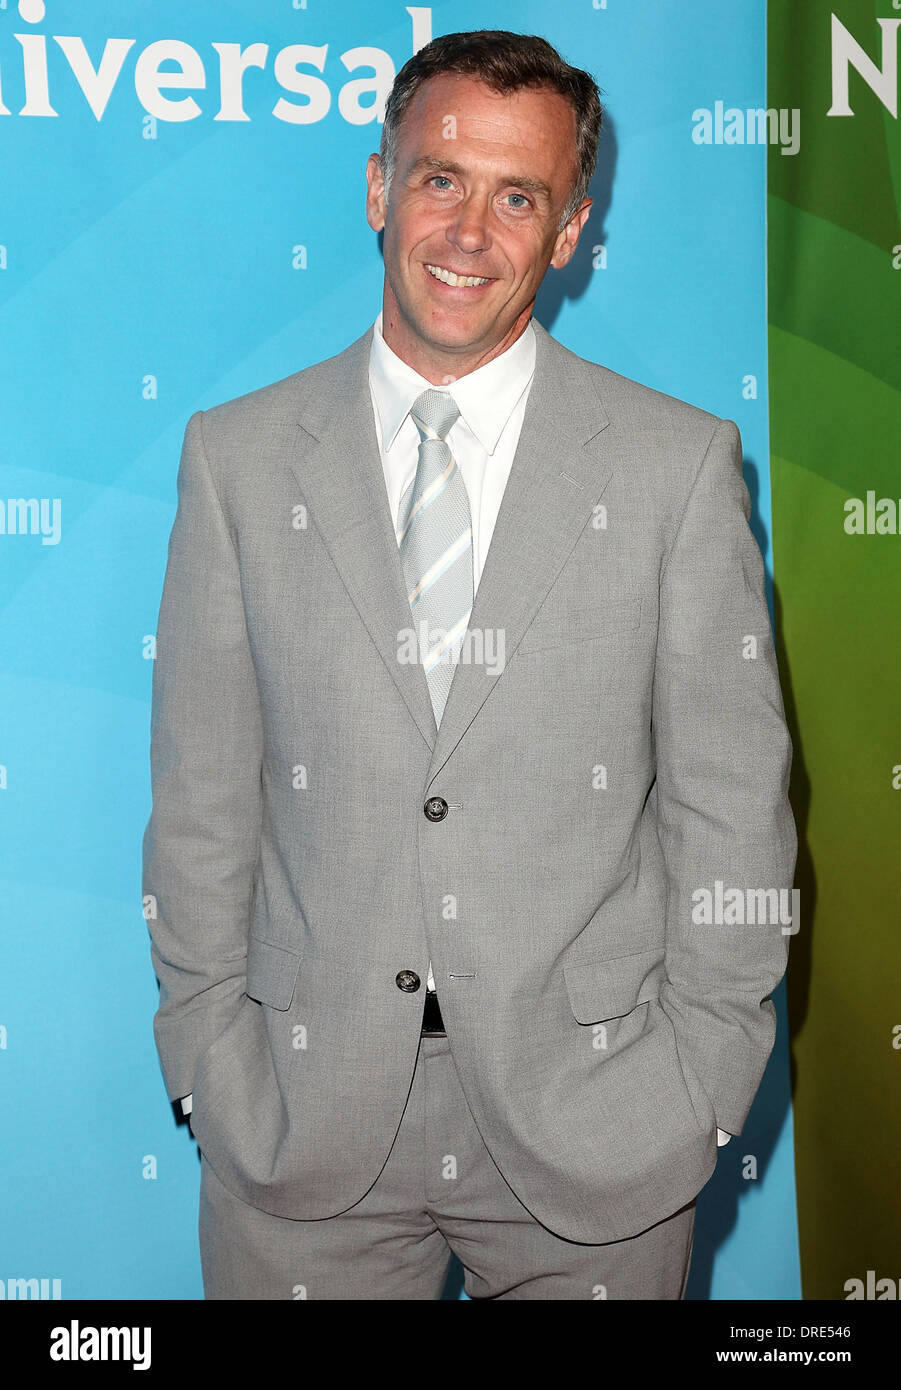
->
<box><xmin>365</xmin><ymin>73</ymin><xmax>592</xmax><ymax>381</ymax></box>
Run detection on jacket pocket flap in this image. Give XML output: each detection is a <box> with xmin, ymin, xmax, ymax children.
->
<box><xmin>518</xmin><ymin>599</ymin><xmax>642</xmax><ymax>654</ymax></box>
<box><xmin>563</xmin><ymin>947</ymin><xmax>664</xmax><ymax>1024</ymax></box>
<box><xmin>245</xmin><ymin>935</ymin><xmax>302</xmax><ymax>1011</ymax></box>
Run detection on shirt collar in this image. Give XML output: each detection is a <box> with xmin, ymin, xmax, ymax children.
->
<box><xmin>369</xmin><ymin>309</ymin><xmax>536</xmax><ymax>456</ymax></box>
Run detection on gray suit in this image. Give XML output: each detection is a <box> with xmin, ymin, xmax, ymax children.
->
<box><xmin>143</xmin><ymin>317</ymin><xmax>796</xmax><ymax>1254</ymax></box>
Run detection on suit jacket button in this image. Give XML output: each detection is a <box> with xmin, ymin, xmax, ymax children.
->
<box><xmin>424</xmin><ymin>796</ymin><xmax>448</xmax><ymax>821</ymax></box>
<box><xmin>396</xmin><ymin>970</ymin><xmax>421</xmax><ymax>993</ymax></box>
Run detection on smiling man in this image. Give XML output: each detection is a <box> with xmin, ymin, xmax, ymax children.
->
<box><xmin>367</xmin><ymin>70</ymin><xmax>588</xmax><ymax>376</ymax></box>
<box><xmin>143</xmin><ymin>30</ymin><xmax>796</xmax><ymax>1301</ymax></box>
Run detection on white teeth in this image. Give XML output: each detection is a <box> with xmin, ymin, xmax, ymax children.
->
<box><xmin>426</xmin><ymin>264</ymin><xmax>490</xmax><ymax>287</ymax></box>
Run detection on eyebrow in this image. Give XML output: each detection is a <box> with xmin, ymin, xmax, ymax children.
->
<box><xmin>405</xmin><ymin>154</ymin><xmax>553</xmax><ymax>202</ymax></box>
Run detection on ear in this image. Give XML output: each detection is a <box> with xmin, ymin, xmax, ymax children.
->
<box><xmin>550</xmin><ymin>199</ymin><xmax>592</xmax><ymax>270</ymax></box>
<box><xmin>365</xmin><ymin>153</ymin><xmax>388</xmax><ymax>233</ymax></box>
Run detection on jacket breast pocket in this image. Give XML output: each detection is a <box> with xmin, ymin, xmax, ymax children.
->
<box><xmin>517</xmin><ymin>598</ymin><xmax>642</xmax><ymax>655</ymax></box>
<box><xmin>245</xmin><ymin>934</ymin><xmax>303</xmax><ymax>1011</ymax></box>
<box><xmin>563</xmin><ymin>945</ymin><xmax>664</xmax><ymax>1024</ymax></box>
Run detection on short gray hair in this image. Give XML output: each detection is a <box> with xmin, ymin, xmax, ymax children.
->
<box><xmin>378</xmin><ymin>30</ymin><xmax>603</xmax><ymax>233</ymax></box>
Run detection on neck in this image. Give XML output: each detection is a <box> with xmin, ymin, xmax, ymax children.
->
<box><xmin>380</xmin><ymin>300</ymin><xmax>533</xmax><ymax>383</ymax></box>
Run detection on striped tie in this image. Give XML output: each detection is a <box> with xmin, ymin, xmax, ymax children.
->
<box><xmin>397</xmin><ymin>388</ymin><xmax>473</xmax><ymax>726</ymax></box>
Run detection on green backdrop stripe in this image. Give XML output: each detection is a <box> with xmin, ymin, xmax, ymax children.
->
<box><xmin>769</xmin><ymin>325</ymin><xmax>901</xmax><ymax>493</ymax></box>
<box><xmin>768</xmin><ymin>0</ymin><xmax>901</xmax><ymax>1299</ymax></box>
<box><xmin>768</xmin><ymin>197</ymin><xmax>901</xmax><ymax>396</ymax></box>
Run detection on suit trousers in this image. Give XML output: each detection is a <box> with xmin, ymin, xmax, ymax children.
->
<box><xmin>198</xmin><ymin>1032</ymin><xmax>696</xmax><ymax>1300</ymax></box>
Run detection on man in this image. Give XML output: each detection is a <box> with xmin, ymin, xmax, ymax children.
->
<box><xmin>143</xmin><ymin>30</ymin><xmax>796</xmax><ymax>1300</ymax></box>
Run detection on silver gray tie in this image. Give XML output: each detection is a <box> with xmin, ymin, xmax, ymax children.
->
<box><xmin>397</xmin><ymin>389</ymin><xmax>474</xmax><ymax>726</ymax></box>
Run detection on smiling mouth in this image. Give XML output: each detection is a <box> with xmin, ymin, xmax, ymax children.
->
<box><xmin>424</xmin><ymin>262</ymin><xmax>494</xmax><ymax>288</ymax></box>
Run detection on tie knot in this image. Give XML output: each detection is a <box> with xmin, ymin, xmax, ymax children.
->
<box><xmin>410</xmin><ymin>388</ymin><xmax>460</xmax><ymax>444</ymax></box>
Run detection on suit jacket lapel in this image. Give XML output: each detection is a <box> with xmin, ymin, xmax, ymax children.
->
<box><xmin>283</xmin><ymin>318</ymin><xmax>616</xmax><ymax>773</ymax></box>
<box><xmin>427</xmin><ymin>319</ymin><xmax>614</xmax><ymax>781</ymax></box>
<box><xmin>284</xmin><ymin>325</ymin><xmax>438</xmax><ymax>750</ymax></box>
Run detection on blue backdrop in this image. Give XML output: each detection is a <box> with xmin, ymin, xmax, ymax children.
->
<box><xmin>0</xmin><ymin>0</ymin><xmax>799</xmax><ymax>1300</ymax></box>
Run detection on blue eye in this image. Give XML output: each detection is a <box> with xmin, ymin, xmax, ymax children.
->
<box><xmin>505</xmin><ymin>193</ymin><xmax>530</xmax><ymax>209</ymax></box>
<box><xmin>429</xmin><ymin>176</ymin><xmax>453</xmax><ymax>189</ymax></box>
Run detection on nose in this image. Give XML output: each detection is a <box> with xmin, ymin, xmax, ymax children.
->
<box><xmin>445</xmin><ymin>192</ymin><xmax>491</xmax><ymax>256</ymax></box>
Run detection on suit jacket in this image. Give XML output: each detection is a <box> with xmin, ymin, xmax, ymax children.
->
<box><xmin>142</xmin><ymin>317</ymin><xmax>797</xmax><ymax>1244</ymax></box>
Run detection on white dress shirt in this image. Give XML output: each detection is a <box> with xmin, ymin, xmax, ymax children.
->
<box><xmin>181</xmin><ymin>313</ymin><xmax>731</xmax><ymax>1146</ymax></box>
<box><xmin>368</xmin><ymin>310</ymin><xmax>537</xmax><ymax>596</ymax></box>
